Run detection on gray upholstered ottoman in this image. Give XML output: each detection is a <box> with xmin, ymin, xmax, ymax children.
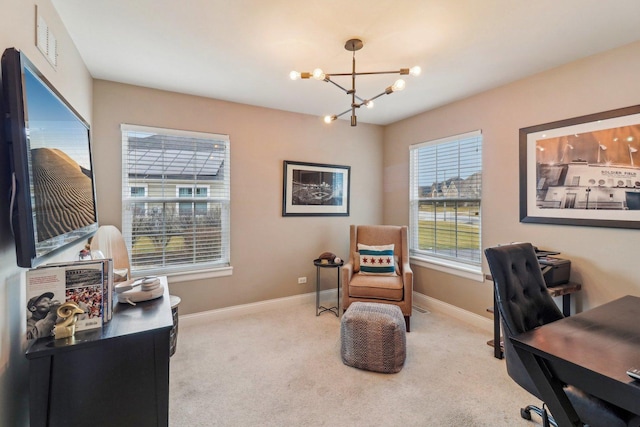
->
<box><xmin>340</xmin><ymin>302</ymin><xmax>406</xmax><ymax>373</ymax></box>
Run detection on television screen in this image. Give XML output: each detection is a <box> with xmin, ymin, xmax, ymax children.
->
<box><xmin>1</xmin><ymin>48</ymin><xmax>98</xmax><ymax>268</ymax></box>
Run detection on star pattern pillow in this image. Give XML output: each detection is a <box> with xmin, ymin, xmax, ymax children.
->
<box><xmin>357</xmin><ymin>243</ymin><xmax>396</xmax><ymax>275</ymax></box>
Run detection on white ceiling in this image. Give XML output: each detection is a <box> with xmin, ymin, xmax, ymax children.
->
<box><xmin>51</xmin><ymin>0</ymin><xmax>640</xmax><ymax>126</ymax></box>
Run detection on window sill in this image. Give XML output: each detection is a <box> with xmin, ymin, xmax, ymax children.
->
<box><xmin>410</xmin><ymin>256</ymin><xmax>484</xmax><ymax>282</ymax></box>
<box><xmin>164</xmin><ymin>266</ymin><xmax>233</xmax><ymax>283</ymax></box>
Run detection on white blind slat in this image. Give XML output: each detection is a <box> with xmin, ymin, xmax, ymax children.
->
<box><xmin>121</xmin><ymin>125</ymin><xmax>230</xmax><ymax>275</ymax></box>
<box><xmin>410</xmin><ymin>131</ymin><xmax>482</xmax><ymax>265</ymax></box>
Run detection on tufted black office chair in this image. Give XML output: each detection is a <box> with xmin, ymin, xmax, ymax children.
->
<box><xmin>484</xmin><ymin>243</ymin><xmax>639</xmax><ymax>427</ymax></box>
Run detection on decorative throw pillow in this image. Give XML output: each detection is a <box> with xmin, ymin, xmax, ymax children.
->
<box><xmin>357</xmin><ymin>243</ymin><xmax>396</xmax><ymax>275</ymax></box>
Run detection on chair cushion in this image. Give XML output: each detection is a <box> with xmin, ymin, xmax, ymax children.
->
<box><xmin>348</xmin><ymin>273</ymin><xmax>403</xmax><ymax>301</ymax></box>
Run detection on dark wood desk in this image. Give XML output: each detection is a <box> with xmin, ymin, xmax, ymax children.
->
<box><xmin>26</xmin><ymin>277</ymin><xmax>173</xmax><ymax>427</ymax></box>
<box><xmin>511</xmin><ymin>295</ymin><xmax>640</xmax><ymax>426</ymax></box>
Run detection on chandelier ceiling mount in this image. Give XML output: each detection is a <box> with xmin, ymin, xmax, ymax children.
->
<box><xmin>290</xmin><ymin>38</ymin><xmax>421</xmax><ymax>126</ymax></box>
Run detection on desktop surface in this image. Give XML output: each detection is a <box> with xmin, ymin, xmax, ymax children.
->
<box><xmin>512</xmin><ymin>295</ymin><xmax>640</xmax><ymax>416</ymax></box>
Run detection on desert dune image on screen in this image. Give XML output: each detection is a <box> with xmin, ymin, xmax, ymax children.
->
<box><xmin>24</xmin><ymin>67</ymin><xmax>96</xmax><ymax>242</ymax></box>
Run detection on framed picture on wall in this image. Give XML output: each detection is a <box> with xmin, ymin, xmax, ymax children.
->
<box><xmin>282</xmin><ymin>160</ymin><xmax>350</xmax><ymax>216</ymax></box>
<box><xmin>519</xmin><ymin>104</ymin><xmax>640</xmax><ymax>228</ymax></box>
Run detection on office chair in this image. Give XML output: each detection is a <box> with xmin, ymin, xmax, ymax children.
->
<box><xmin>485</xmin><ymin>243</ymin><xmax>637</xmax><ymax>427</ymax></box>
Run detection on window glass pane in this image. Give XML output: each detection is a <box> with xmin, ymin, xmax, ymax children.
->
<box><xmin>410</xmin><ymin>131</ymin><xmax>482</xmax><ymax>266</ymax></box>
<box><xmin>121</xmin><ymin>124</ymin><xmax>230</xmax><ymax>276</ymax></box>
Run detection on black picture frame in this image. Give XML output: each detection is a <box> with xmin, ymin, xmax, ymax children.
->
<box><xmin>519</xmin><ymin>105</ymin><xmax>640</xmax><ymax>228</ymax></box>
<box><xmin>282</xmin><ymin>160</ymin><xmax>350</xmax><ymax>216</ymax></box>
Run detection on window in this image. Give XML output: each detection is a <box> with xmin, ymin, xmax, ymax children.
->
<box><xmin>177</xmin><ymin>186</ymin><xmax>209</xmax><ymax>216</ymax></box>
<box><xmin>409</xmin><ymin>130</ymin><xmax>482</xmax><ymax>278</ymax></box>
<box><xmin>130</xmin><ymin>185</ymin><xmax>148</xmax><ymax>216</ymax></box>
<box><xmin>121</xmin><ymin>124</ymin><xmax>230</xmax><ymax>277</ymax></box>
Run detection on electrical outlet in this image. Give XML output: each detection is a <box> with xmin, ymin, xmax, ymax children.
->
<box><xmin>298</xmin><ymin>277</ymin><xmax>307</xmax><ymax>284</ymax></box>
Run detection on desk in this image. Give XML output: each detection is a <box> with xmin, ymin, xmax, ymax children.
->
<box><xmin>313</xmin><ymin>259</ymin><xmax>342</xmax><ymax>317</ymax></box>
<box><xmin>511</xmin><ymin>295</ymin><xmax>640</xmax><ymax>426</ymax></box>
<box><xmin>26</xmin><ymin>277</ymin><xmax>173</xmax><ymax>427</ymax></box>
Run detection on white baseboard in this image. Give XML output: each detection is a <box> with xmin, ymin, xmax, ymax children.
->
<box><xmin>180</xmin><ymin>289</ymin><xmax>337</xmax><ymax>328</ymax></box>
<box><xmin>412</xmin><ymin>292</ymin><xmax>493</xmax><ymax>334</ymax></box>
<box><xmin>180</xmin><ymin>289</ymin><xmax>493</xmax><ymax>333</ymax></box>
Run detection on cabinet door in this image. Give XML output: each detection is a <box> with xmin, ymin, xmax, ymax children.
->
<box><xmin>32</xmin><ymin>331</ymin><xmax>169</xmax><ymax>427</ymax></box>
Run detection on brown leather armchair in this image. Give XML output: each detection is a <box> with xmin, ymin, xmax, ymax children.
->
<box><xmin>342</xmin><ymin>225</ymin><xmax>413</xmax><ymax>331</ymax></box>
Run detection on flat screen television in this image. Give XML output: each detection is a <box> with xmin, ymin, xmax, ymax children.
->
<box><xmin>1</xmin><ymin>48</ymin><xmax>98</xmax><ymax>268</ymax></box>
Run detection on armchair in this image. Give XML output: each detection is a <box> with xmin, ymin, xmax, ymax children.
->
<box><xmin>342</xmin><ymin>225</ymin><xmax>413</xmax><ymax>331</ymax></box>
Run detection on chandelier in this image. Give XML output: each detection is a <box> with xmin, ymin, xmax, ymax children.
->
<box><xmin>289</xmin><ymin>38</ymin><xmax>421</xmax><ymax>126</ymax></box>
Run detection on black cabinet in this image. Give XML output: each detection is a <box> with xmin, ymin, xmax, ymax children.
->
<box><xmin>26</xmin><ymin>278</ymin><xmax>173</xmax><ymax>427</ymax></box>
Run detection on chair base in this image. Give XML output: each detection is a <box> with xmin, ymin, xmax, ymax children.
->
<box><xmin>521</xmin><ymin>404</ymin><xmax>557</xmax><ymax>427</ymax></box>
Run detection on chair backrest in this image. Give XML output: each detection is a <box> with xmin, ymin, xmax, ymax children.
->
<box><xmin>484</xmin><ymin>242</ymin><xmax>563</xmax><ymax>337</ymax></box>
<box><xmin>484</xmin><ymin>242</ymin><xmax>564</xmax><ymax>398</ymax></box>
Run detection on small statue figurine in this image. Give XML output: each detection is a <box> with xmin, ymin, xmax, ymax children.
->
<box><xmin>54</xmin><ymin>301</ymin><xmax>85</xmax><ymax>339</ymax></box>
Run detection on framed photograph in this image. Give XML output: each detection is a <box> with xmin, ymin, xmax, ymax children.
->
<box><xmin>282</xmin><ymin>160</ymin><xmax>350</xmax><ymax>216</ymax></box>
<box><xmin>520</xmin><ymin>104</ymin><xmax>640</xmax><ymax>228</ymax></box>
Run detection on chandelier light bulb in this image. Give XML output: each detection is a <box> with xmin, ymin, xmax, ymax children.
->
<box><xmin>324</xmin><ymin>115</ymin><xmax>338</xmax><ymax>123</ymax></box>
<box><xmin>365</xmin><ymin>100</ymin><xmax>374</xmax><ymax>109</ymax></box>
<box><xmin>312</xmin><ymin>68</ymin><xmax>325</xmax><ymax>80</ymax></box>
<box><xmin>409</xmin><ymin>66</ymin><xmax>421</xmax><ymax>76</ymax></box>
<box><xmin>392</xmin><ymin>79</ymin><xmax>406</xmax><ymax>92</ymax></box>
<box><xmin>289</xmin><ymin>71</ymin><xmax>301</xmax><ymax>80</ymax></box>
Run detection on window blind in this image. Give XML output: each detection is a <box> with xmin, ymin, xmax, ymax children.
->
<box><xmin>121</xmin><ymin>124</ymin><xmax>230</xmax><ymax>276</ymax></box>
<box><xmin>409</xmin><ymin>130</ymin><xmax>482</xmax><ymax>265</ymax></box>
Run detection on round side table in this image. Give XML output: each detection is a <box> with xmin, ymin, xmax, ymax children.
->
<box><xmin>313</xmin><ymin>259</ymin><xmax>343</xmax><ymax>317</ymax></box>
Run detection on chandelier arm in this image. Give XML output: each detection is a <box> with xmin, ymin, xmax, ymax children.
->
<box><xmin>366</xmin><ymin>90</ymin><xmax>390</xmax><ymax>103</ymax></box>
<box><xmin>325</xmin><ymin>79</ymin><xmax>350</xmax><ymax>94</ymax></box>
<box><xmin>326</xmin><ymin>76</ymin><xmax>367</xmax><ymax>103</ymax></box>
<box><xmin>334</xmin><ymin>108</ymin><xmax>352</xmax><ymax>119</ymax></box>
<box><xmin>325</xmin><ymin>70</ymin><xmax>407</xmax><ymax>77</ymax></box>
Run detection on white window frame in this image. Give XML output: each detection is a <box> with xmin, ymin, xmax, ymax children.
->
<box><xmin>409</xmin><ymin>130</ymin><xmax>484</xmax><ymax>282</ymax></box>
<box><xmin>121</xmin><ymin>124</ymin><xmax>231</xmax><ymax>279</ymax></box>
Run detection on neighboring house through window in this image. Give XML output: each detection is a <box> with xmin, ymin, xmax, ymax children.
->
<box><xmin>121</xmin><ymin>124</ymin><xmax>230</xmax><ymax>277</ymax></box>
<box><xmin>409</xmin><ymin>130</ymin><xmax>483</xmax><ymax>281</ymax></box>
<box><xmin>177</xmin><ymin>186</ymin><xmax>209</xmax><ymax>216</ymax></box>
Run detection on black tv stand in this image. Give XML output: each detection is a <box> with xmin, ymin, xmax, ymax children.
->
<box><xmin>25</xmin><ymin>278</ymin><xmax>173</xmax><ymax>427</ymax></box>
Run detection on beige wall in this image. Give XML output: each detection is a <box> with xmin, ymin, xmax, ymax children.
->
<box><xmin>3</xmin><ymin>2</ymin><xmax>640</xmax><ymax>423</ymax></box>
<box><xmin>0</xmin><ymin>1</ymin><xmax>93</xmax><ymax>426</ymax></box>
<box><xmin>92</xmin><ymin>80</ymin><xmax>384</xmax><ymax>314</ymax></box>
<box><xmin>384</xmin><ymin>40</ymin><xmax>640</xmax><ymax>318</ymax></box>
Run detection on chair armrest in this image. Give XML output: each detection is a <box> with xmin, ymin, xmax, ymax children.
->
<box><xmin>402</xmin><ymin>261</ymin><xmax>413</xmax><ymax>304</ymax></box>
<box><xmin>342</xmin><ymin>262</ymin><xmax>354</xmax><ymax>284</ymax></box>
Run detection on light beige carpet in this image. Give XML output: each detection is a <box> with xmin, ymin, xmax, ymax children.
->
<box><xmin>169</xmin><ymin>302</ymin><xmax>541</xmax><ymax>426</ymax></box>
